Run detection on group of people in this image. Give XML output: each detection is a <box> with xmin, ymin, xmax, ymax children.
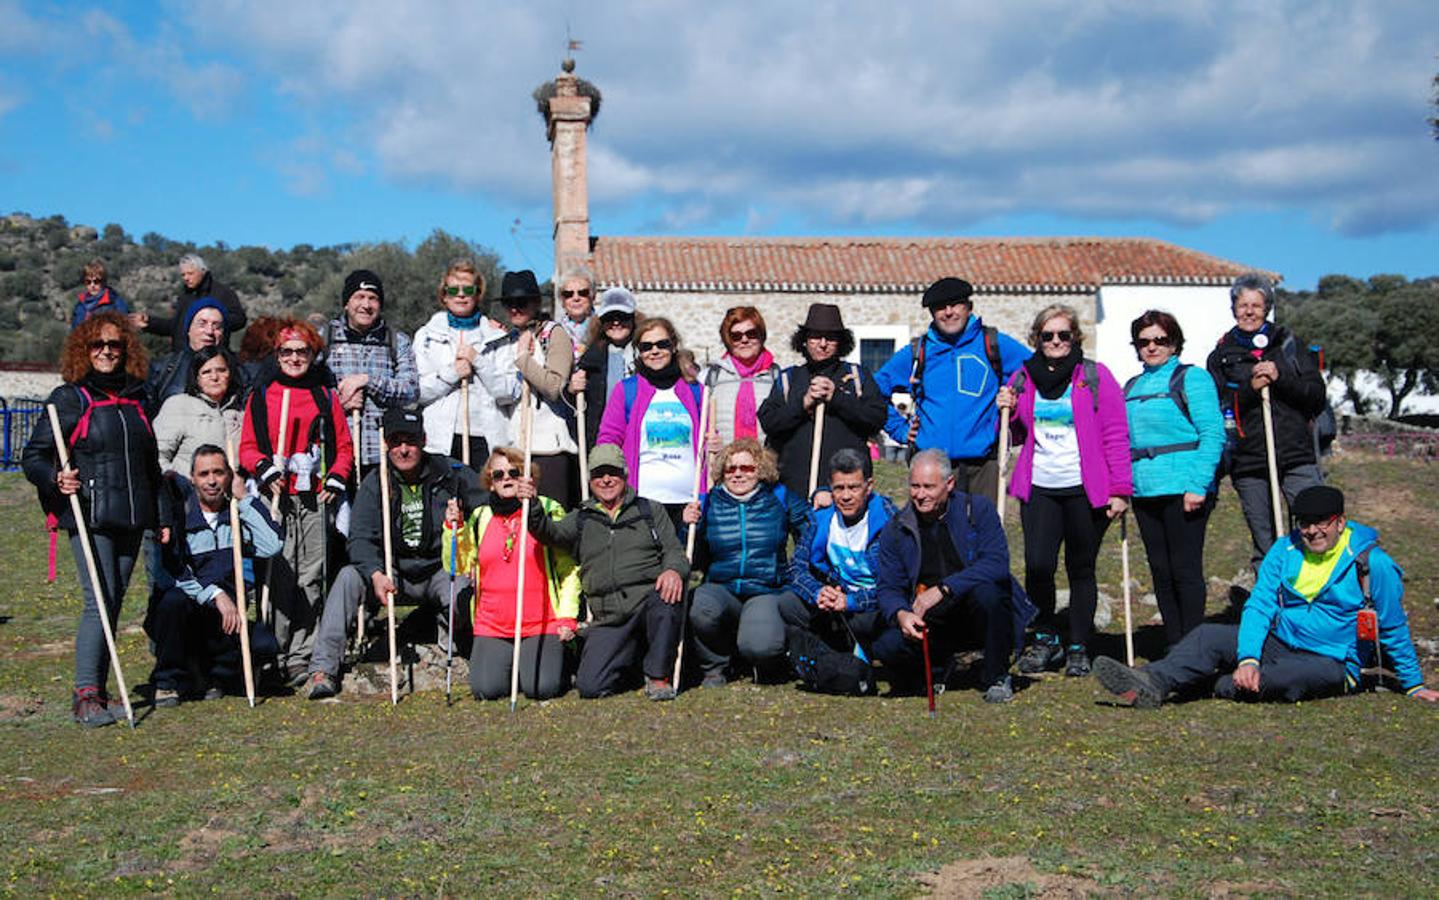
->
<box><xmin>24</xmin><ymin>260</ymin><xmax>1435</xmax><ymax>726</ymax></box>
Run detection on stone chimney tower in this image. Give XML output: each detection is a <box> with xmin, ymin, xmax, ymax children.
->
<box><xmin>537</xmin><ymin>59</ymin><xmax>601</xmax><ymax>278</ymax></box>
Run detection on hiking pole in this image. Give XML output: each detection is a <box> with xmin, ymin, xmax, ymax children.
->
<box><xmin>378</xmin><ymin>425</ymin><xmax>400</xmax><ymax>705</ymax></box>
<box><xmin>671</xmin><ymin>383</ymin><xmax>713</xmax><ymax>690</ymax></box>
<box><xmin>446</xmin><ymin>525</ymin><xmax>458</xmax><ymax>705</ymax></box>
<box><xmin>921</xmin><ymin>627</ymin><xmax>936</xmax><ymax>719</ymax></box>
<box><xmin>351</xmin><ymin>409</ymin><xmax>365</xmax><ymax>649</ymax></box>
<box><xmin>47</xmin><ymin>404</ymin><xmax>135</xmax><ymax>729</ymax></box>
<box><xmin>260</xmin><ymin>388</ymin><xmax>292</xmax><ymax>626</ymax></box>
<box><xmin>459</xmin><ymin>332</ymin><xmax>472</xmax><ymax>468</ymax></box>
<box><xmin>1260</xmin><ymin>385</ymin><xmax>1284</xmax><ymax>542</ymax></box>
<box><xmin>225</xmin><ymin>438</ymin><xmax>257</xmax><ymax>708</ymax></box>
<box><xmin>996</xmin><ymin>405</ymin><xmax>1012</xmax><ymax>524</ymax></box>
<box><xmin>807</xmin><ymin>401</ymin><xmax>827</xmax><ymax>500</ymax></box>
<box><xmin>1120</xmin><ymin>511</ymin><xmax>1134</xmax><ymax>667</ymax></box>
<box><xmin>510</xmin><ymin>382</ymin><xmax>535</xmax><ymax>713</ymax></box>
<box><xmin>576</xmin><ymin>393</ymin><xmax>590</xmax><ymax>503</ymax></box>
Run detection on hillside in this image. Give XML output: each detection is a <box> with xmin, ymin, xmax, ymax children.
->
<box><xmin>0</xmin><ymin>211</ymin><xmax>505</xmax><ymax>363</ymax></box>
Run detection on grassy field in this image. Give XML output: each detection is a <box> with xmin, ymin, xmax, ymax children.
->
<box><xmin>0</xmin><ymin>453</ymin><xmax>1435</xmax><ymax>896</ymax></box>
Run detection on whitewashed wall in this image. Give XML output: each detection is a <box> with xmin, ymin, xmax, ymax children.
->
<box><xmin>1095</xmin><ymin>285</ymin><xmax>1234</xmax><ymax>383</ymax></box>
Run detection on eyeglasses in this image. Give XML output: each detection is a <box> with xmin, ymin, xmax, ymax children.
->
<box><xmin>807</xmin><ymin>332</ymin><xmax>842</xmax><ymax>344</ymax></box>
<box><xmin>277</xmin><ymin>346</ymin><xmax>312</xmax><ymax>358</ymax></box>
<box><xmin>637</xmin><ymin>339</ymin><xmax>674</xmax><ymax>353</ymax></box>
<box><xmin>724</xmin><ymin>463</ymin><xmax>757</xmax><ymax>475</ymax></box>
<box><xmin>386</xmin><ymin>434</ymin><xmax>423</xmax><ymax>447</ymax></box>
<box><xmin>444</xmin><ymin>284</ymin><xmax>478</xmax><ymax>297</ymax></box>
<box><xmin>1297</xmin><ymin>513</ymin><xmax>1341</xmax><ymax>530</ymax></box>
<box><xmin>489</xmin><ymin>467</ymin><xmax>522</xmax><ymax>481</ymax></box>
<box><xmin>729</xmin><ymin>328</ymin><xmax>760</xmax><ymax>343</ymax></box>
<box><xmin>1132</xmin><ymin>336</ymin><xmax>1172</xmax><ymax>349</ymax></box>
<box><xmin>561</xmin><ymin>288</ymin><xmax>591</xmax><ymax>298</ymax></box>
<box><xmin>1040</xmin><ymin>330</ymin><xmax>1073</xmax><ymax>344</ymax></box>
<box><xmin>88</xmin><ymin>339</ymin><xmax>124</xmax><ymax>353</ymax></box>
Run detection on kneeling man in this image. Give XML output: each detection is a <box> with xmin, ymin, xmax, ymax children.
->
<box><xmin>1096</xmin><ymin>486</ymin><xmax>1436</xmax><ymax>706</ymax></box>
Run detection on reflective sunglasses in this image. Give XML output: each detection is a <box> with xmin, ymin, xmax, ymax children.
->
<box><xmin>88</xmin><ymin>338</ymin><xmax>124</xmax><ymax>352</ymax></box>
<box><xmin>637</xmin><ymin>339</ymin><xmax>674</xmax><ymax>353</ymax></box>
<box><xmin>724</xmin><ymin>463</ymin><xmax>757</xmax><ymax>475</ymax></box>
<box><xmin>1132</xmin><ymin>335</ymin><xmax>1172</xmax><ymax>349</ymax></box>
<box><xmin>1040</xmin><ymin>330</ymin><xmax>1073</xmax><ymax>344</ymax></box>
<box><xmin>444</xmin><ymin>284</ymin><xmax>478</xmax><ymax>297</ymax></box>
<box><xmin>489</xmin><ymin>467</ymin><xmax>522</xmax><ymax>481</ymax></box>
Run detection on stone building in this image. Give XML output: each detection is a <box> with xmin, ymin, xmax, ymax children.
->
<box><xmin>535</xmin><ymin>63</ymin><xmax>1268</xmax><ymax>384</ymax></box>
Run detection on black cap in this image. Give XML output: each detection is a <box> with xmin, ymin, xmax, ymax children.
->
<box><xmin>922</xmin><ymin>277</ymin><xmax>974</xmax><ymax>309</ymax></box>
<box><xmin>1291</xmin><ymin>485</ymin><xmax>1344</xmax><ymax>520</ymax></box>
<box><xmin>344</xmin><ymin>269</ymin><xmax>385</xmax><ymax>305</ymax></box>
<box><xmin>381</xmin><ymin>407</ymin><xmax>424</xmax><ymax>440</ymax></box>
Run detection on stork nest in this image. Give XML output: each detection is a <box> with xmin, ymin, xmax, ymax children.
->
<box><xmin>533</xmin><ymin>76</ymin><xmax>603</xmax><ymax>125</ymax></box>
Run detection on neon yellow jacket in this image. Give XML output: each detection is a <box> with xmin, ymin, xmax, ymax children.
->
<box><xmin>443</xmin><ymin>496</ymin><xmax>582</xmax><ymax>624</ymax></box>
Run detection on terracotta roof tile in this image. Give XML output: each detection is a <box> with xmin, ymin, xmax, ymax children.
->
<box><xmin>590</xmin><ymin>236</ymin><xmax>1271</xmax><ymax>293</ymax></box>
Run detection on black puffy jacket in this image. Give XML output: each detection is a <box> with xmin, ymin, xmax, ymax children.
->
<box><xmin>23</xmin><ymin>374</ymin><xmax>168</xmax><ymax>532</ymax></box>
<box><xmin>1205</xmin><ymin>325</ymin><xmax>1327</xmax><ymax>478</ymax></box>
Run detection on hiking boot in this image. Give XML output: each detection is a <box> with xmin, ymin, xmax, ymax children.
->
<box><xmin>304</xmin><ymin>671</ymin><xmax>338</xmax><ymax>701</ymax></box>
<box><xmin>644</xmin><ymin>678</ymin><xmax>677</xmax><ymax>701</ymax></box>
<box><xmin>153</xmin><ymin>687</ymin><xmax>182</xmax><ymax>708</ymax></box>
<box><xmin>72</xmin><ymin>687</ymin><xmax>115</xmax><ymax>728</ymax></box>
<box><xmin>202</xmin><ymin>686</ymin><xmax>225</xmax><ymax>701</ymax></box>
<box><xmin>1093</xmin><ymin>657</ymin><xmax>1163</xmax><ymax>708</ymax></box>
<box><xmin>286</xmin><ymin>664</ymin><xmax>312</xmax><ymax>690</ymax></box>
<box><xmin>700</xmin><ymin>671</ymin><xmax>728</xmax><ymax>689</ymax></box>
<box><xmin>983</xmin><ymin>675</ymin><xmax>1015</xmax><ymax>704</ymax></box>
<box><xmin>1064</xmin><ymin>646</ymin><xmax>1091</xmax><ymax>678</ymax></box>
<box><xmin>1017</xmin><ymin>634</ymin><xmax>1064</xmax><ymax>674</ymax></box>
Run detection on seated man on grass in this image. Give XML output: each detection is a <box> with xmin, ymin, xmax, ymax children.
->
<box><xmin>1096</xmin><ymin>486</ymin><xmax>1437</xmax><ymax>706</ymax></box>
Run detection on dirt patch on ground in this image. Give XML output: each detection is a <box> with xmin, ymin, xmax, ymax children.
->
<box><xmin>919</xmin><ymin>856</ymin><xmax>1101</xmax><ymax>898</ymax></box>
<box><xmin>0</xmin><ymin>694</ymin><xmax>43</xmax><ymax>719</ymax></box>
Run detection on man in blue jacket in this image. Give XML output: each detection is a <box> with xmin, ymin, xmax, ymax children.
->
<box><xmin>873</xmin><ymin>450</ymin><xmax>1033</xmax><ymax>703</ymax></box>
<box><xmin>1096</xmin><ymin>486</ymin><xmax>1436</xmax><ymax>706</ymax></box>
<box><xmin>874</xmin><ymin>277</ymin><xmax>1029</xmax><ymax>499</ymax></box>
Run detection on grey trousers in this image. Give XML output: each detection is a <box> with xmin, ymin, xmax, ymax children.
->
<box><xmin>1146</xmin><ymin>623</ymin><xmax>1347</xmax><ymax>702</ymax></box>
<box><xmin>310</xmin><ymin>564</ymin><xmax>471</xmax><ymax>677</ymax></box>
<box><xmin>469</xmin><ymin>634</ymin><xmax>567</xmax><ymax>701</ymax></box>
<box><xmin>69</xmin><ymin>530</ymin><xmax>142</xmax><ymax>691</ymax></box>
<box><xmin>1232</xmin><ymin>463</ymin><xmax>1324</xmax><ymax>566</ymax></box>
<box><xmin>270</xmin><ymin>493</ymin><xmax>328</xmax><ymax>673</ymax></box>
<box><xmin>688</xmin><ymin>584</ymin><xmax>796</xmax><ymax>675</ymax></box>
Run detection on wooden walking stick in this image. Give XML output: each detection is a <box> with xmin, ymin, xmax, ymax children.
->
<box><xmin>1120</xmin><ymin>511</ymin><xmax>1135</xmax><ymax>667</ymax></box>
<box><xmin>807</xmin><ymin>401</ymin><xmax>827</xmax><ymax>500</ymax></box>
<box><xmin>510</xmin><ymin>383</ymin><xmax>535</xmax><ymax>713</ymax></box>
<box><xmin>996</xmin><ymin>405</ymin><xmax>1012</xmax><ymax>523</ymax></box>
<box><xmin>259</xmin><ymin>388</ymin><xmax>292</xmax><ymax>625</ymax></box>
<box><xmin>351</xmin><ymin>409</ymin><xmax>366</xmax><ymax>647</ymax></box>
<box><xmin>671</xmin><ymin>383</ymin><xmax>713</xmax><ymax>690</ymax></box>
<box><xmin>459</xmin><ymin>332</ymin><xmax>472</xmax><ymax>468</ymax></box>
<box><xmin>378</xmin><ymin>425</ymin><xmax>400</xmax><ymax>705</ymax></box>
<box><xmin>46</xmin><ymin>404</ymin><xmax>135</xmax><ymax>728</ymax></box>
<box><xmin>225</xmin><ymin>438</ymin><xmax>257</xmax><ymax>708</ymax></box>
<box><xmin>1260</xmin><ymin>385</ymin><xmax>1285</xmax><ymax>542</ymax></box>
<box><xmin>576</xmin><ymin>393</ymin><xmax>590</xmax><ymax>503</ymax></box>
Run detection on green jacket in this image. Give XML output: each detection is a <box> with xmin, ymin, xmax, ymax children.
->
<box><xmin>527</xmin><ymin>488</ymin><xmax>689</xmax><ymax>625</ymax></box>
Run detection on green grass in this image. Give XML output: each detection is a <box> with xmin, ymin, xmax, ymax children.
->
<box><xmin>0</xmin><ymin>455</ymin><xmax>1435</xmax><ymax>896</ymax></box>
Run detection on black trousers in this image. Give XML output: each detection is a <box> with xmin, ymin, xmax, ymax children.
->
<box><xmin>1132</xmin><ymin>494</ymin><xmax>1213</xmax><ymax>648</ymax></box>
<box><xmin>871</xmin><ymin>579</ymin><xmax>1011</xmax><ymax>688</ymax></box>
<box><xmin>449</xmin><ymin>434</ymin><xmax>490</xmax><ymax>472</ymax></box>
<box><xmin>1020</xmin><ymin>485</ymin><xmax>1111</xmax><ymax>647</ymax></box>
<box><xmin>145</xmin><ymin>586</ymin><xmax>278</xmax><ymax>694</ymax></box>
<box><xmin>576</xmin><ymin>592</ymin><xmax>683</xmax><ymax>697</ymax></box>
<box><xmin>1146</xmin><ymin>623</ymin><xmax>1347</xmax><ymax>702</ymax></box>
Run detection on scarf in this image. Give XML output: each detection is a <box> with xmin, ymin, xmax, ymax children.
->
<box><xmin>1227</xmin><ymin>322</ymin><xmax>1275</xmax><ymax>353</ymax></box>
<box><xmin>447</xmin><ymin>309</ymin><xmax>486</xmax><ymax>331</ymax></box>
<box><xmin>490</xmin><ymin>494</ymin><xmax>522</xmax><ymax>517</ymax></box>
<box><xmin>1023</xmin><ymin>345</ymin><xmax>1081</xmax><ymax>401</ymax></box>
<box><xmin>85</xmin><ymin>369</ymin><xmax>129</xmax><ymax>395</ymax></box>
<box><xmin>640</xmin><ymin>359</ymin><xmax>682</xmax><ymax>391</ymax></box>
<box><xmin>726</xmin><ymin>349</ymin><xmax>774</xmax><ymax>440</ymax></box>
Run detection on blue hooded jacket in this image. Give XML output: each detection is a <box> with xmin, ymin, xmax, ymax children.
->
<box><xmin>786</xmin><ymin>493</ymin><xmax>896</xmax><ymax>613</ymax></box>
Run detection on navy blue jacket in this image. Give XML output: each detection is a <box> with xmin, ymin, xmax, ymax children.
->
<box><xmin>695</xmin><ymin>483</ymin><xmax>809</xmax><ymax>597</ymax></box>
<box><xmin>157</xmin><ymin>474</ymin><xmax>284</xmax><ymax>604</ymax></box>
<box><xmin>876</xmin><ymin>492</ymin><xmax>1036</xmax><ymax>644</ymax></box>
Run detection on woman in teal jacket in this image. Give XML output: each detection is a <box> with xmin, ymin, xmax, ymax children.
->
<box><xmin>1124</xmin><ymin>310</ymin><xmax>1225</xmax><ymax>647</ymax></box>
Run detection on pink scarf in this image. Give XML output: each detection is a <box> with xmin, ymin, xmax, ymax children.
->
<box><xmin>727</xmin><ymin>349</ymin><xmax>774</xmax><ymax>439</ymax></box>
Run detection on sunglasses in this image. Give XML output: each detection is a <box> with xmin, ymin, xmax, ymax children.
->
<box><xmin>561</xmin><ymin>288</ymin><xmax>591</xmax><ymax>298</ymax></box>
<box><xmin>724</xmin><ymin>463</ymin><xmax>757</xmax><ymax>475</ymax></box>
<box><xmin>807</xmin><ymin>332</ymin><xmax>842</xmax><ymax>343</ymax></box>
<box><xmin>88</xmin><ymin>339</ymin><xmax>124</xmax><ymax>352</ymax></box>
<box><xmin>84</xmin><ymin>277</ymin><xmax>104</xmax><ymax>286</ymax></box>
<box><xmin>1040</xmin><ymin>330</ymin><xmax>1073</xmax><ymax>344</ymax></box>
<box><xmin>637</xmin><ymin>339</ymin><xmax>674</xmax><ymax>353</ymax></box>
<box><xmin>444</xmin><ymin>284</ymin><xmax>478</xmax><ymax>297</ymax></box>
<box><xmin>489</xmin><ymin>467</ymin><xmax>522</xmax><ymax>481</ymax></box>
<box><xmin>277</xmin><ymin>346</ymin><xmax>313</xmax><ymax>358</ymax></box>
<box><xmin>1297</xmin><ymin>513</ymin><xmax>1341</xmax><ymax>529</ymax></box>
<box><xmin>386</xmin><ymin>434</ymin><xmax>423</xmax><ymax>447</ymax></box>
<box><xmin>1132</xmin><ymin>336</ymin><xmax>1172</xmax><ymax>349</ymax></box>
<box><xmin>590</xmin><ymin>466</ymin><xmax>624</xmax><ymax>480</ymax></box>
<box><xmin>602</xmin><ymin>315</ymin><xmax>633</xmax><ymax>327</ymax></box>
<box><xmin>729</xmin><ymin>328</ymin><xmax>760</xmax><ymax>343</ymax></box>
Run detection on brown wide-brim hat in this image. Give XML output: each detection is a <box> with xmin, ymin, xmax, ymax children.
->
<box><xmin>799</xmin><ymin>303</ymin><xmax>845</xmax><ymax>332</ymax></box>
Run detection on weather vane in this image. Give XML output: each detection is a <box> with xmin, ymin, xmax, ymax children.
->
<box><xmin>563</xmin><ymin>23</ymin><xmax>583</xmax><ymax>72</ymax></box>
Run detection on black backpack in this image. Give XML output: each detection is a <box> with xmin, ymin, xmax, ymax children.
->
<box><xmin>786</xmin><ymin>626</ymin><xmax>875</xmax><ymax>696</ymax></box>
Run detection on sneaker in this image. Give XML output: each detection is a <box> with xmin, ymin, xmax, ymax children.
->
<box><xmin>153</xmin><ymin>687</ymin><xmax>182</xmax><ymax>708</ymax></box>
<box><xmin>1064</xmin><ymin>646</ymin><xmax>1091</xmax><ymax>678</ymax></box>
<box><xmin>304</xmin><ymin>671</ymin><xmax>338</xmax><ymax>701</ymax></box>
<box><xmin>202</xmin><ymin>686</ymin><xmax>225</xmax><ymax>701</ymax></box>
<box><xmin>72</xmin><ymin>687</ymin><xmax>115</xmax><ymax>728</ymax></box>
<box><xmin>1017</xmin><ymin>634</ymin><xmax>1064</xmax><ymax>674</ymax></box>
<box><xmin>1093</xmin><ymin>657</ymin><xmax>1163</xmax><ymax>708</ymax></box>
<box><xmin>983</xmin><ymin>675</ymin><xmax>1015</xmax><ymax>704</ymax></box>
<box><xmin>643</xmin><ymin>678</ymin><xmax>677</xmax><ymax>701</ymax></box>
<box><xmin>286</xmin><ymin>664</ymin><xmax>312</xmax><ymax>690</ymax></box>
<box><xmin>700</xmin><ymin>671</ymin><xmax>728</xmax><ymax>689</ymax></box>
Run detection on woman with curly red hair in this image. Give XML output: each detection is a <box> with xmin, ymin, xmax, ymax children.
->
<box><xmin>239</xmin><ymin>318</ymin><xmax>354</xmax><ymax>682</ymax></box>
<box><xmin>23</xmin><ymin>312</ymin><xmax>168</xmax><ymax>726</ymax></box>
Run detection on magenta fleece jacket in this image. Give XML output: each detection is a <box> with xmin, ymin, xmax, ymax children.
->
<box><xmin>595</xmin><ymin>374</ymin><xmax>709</xmax><ymax>495</ymax></box>
<box><xmin>1005</xmin><ymin>360</ymin><xmax>1133</xmax><ymax>509</ymax></box>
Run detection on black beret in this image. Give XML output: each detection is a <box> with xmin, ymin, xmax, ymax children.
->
<box><xmin>1291</xmin><ymin>486</ymin><xmax>1344</xmax><ymax>520</ymax></box>
<box><xmin>922</xmin><ymin>277</ymin><xmax>974</xmax><ymax>309</ymax></box>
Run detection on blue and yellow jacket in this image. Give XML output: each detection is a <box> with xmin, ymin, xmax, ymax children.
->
<box><xmin>1238</xmin><ymin>522</ymin><xmax>1425</xmax><ymax>694</ymax></box>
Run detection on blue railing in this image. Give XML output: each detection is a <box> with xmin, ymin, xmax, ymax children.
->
<box><xmin>1</xmin><ymin>397</ymin><xmax>46</xmax><ymax>471</ymax></box>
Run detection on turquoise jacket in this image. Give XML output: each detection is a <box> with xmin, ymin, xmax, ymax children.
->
<box><xmin>1124</xmin><ymin>357</ymin><xmax>1224</xmax><ymax>498</ymax></box>
<box><xmin>1238</xmin><ymin>522</ymin><xmax>1425</xmax><ymax>694</ymax></box>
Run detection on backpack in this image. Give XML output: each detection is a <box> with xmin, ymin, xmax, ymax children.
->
<box><xmin>1123</xmin><ymin>364</ymin><xmax>1203</xmax><ymax>461</ymax></box>
<box><xmin>1009</xmin><ymin>359</ymin><xmax>1101</xmax><ymax>413</ymax></box>
<box><xmin>779</xmin><ymin>362</ymin><xmax>865</xmax><ymax>402</ymax></box>
<box><xmin>622</xmin><ymin>377</ymin><xmax>706</xmax><ymax>422</ymax></box>
<box><xmin>575</xmin><ymin>495</ymin><xmax>663</xmax><ymax>563</ymax></box>
<box><xmin>1282</xmin><ymin>335</ymin><xmax>1337</xmax><ymax>456</ymax></box>
<box><xmin>907</xmin><ymin>325</ymin><xmax>1004</xmax><ymax>410</ymax></box>
<box><xmin>785</xmin><ymin>625</ymin><xmax>875</xmax><ymax>696</ymax></box>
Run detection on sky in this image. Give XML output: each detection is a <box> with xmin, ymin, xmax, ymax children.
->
<box><xmin>1</xmin><ymin>0</ymin><xmax>1436</xmax><ymax>291</ymax></box>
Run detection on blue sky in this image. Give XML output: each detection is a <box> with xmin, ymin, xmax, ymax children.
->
<box><xmin>2</xmin><ymin>0</ymin><xmax>1436</xmax><ymax>290</ymax></box>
